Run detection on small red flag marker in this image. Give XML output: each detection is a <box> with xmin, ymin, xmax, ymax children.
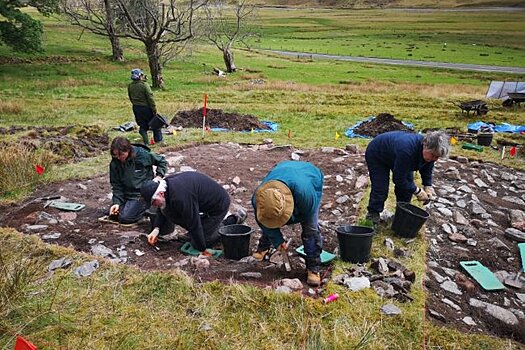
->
<box><xmin>15</xmin><ymin>336</ymin><xmax>37</xmax><ymax>350</ymax></box>
<box><xmin>35</xmin><ymin>164</ymin><xmax>44</xmax><ymax>175</ymax></box>
<box><xmin>510</xmin><ymin>146</ymin><xmax>517</xmax><ymax>156</ymax></box>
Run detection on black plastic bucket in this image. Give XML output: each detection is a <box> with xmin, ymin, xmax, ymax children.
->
<box><xmin>477</xmin><ymin>133</ymin><xmax>493</xmax><ymax>146</ymax></box>
<box><xmin>391</xmin><ymin>202</ymin><xmax>429</xmax><ymax>238</ymax></box>
<box><xmin>219</xmin><ymin>224</ymin><xmax>253</xmax><ymax>260</ymax></box>
<box><xmin>149</xmin><ymin>114</ymin><xmax>169</xmax><ymax>129</ymax></box>
<box><xmin>336</xmin><ymin>225</ymin><xmax>375</xmax><ymax>263</ymax></box>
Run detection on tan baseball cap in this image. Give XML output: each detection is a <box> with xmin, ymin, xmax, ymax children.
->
<box><xmin>255</xmin><ymin>180</ymin><xmax>294</xmax><ymax>228</ymax></box>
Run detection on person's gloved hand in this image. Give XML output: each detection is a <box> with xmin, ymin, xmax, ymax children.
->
<box><xmin>109</xmin><ymin>204</ymin><xmax>120</xmax><ymax>216</ymax></box>
<box><xmin>148</xmin><ymin>227</ymin><xmax>160</xmax><ymax>245</ymax></box>
<box><xmin>153</xmin><ymin>176</ymin><xmax>163</xmax><ymax>183</ymax></box>
<box><xmin>414</xmin><ymin>187</ymin><xmax>429</xmax><ymax>204</ymax></box>
<box><xmin>424</xmin><ymin>186</ymin><xmax>436</xmax><ymax>200</ymax></box>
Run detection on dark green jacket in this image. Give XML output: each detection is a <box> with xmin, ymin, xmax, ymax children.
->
<box><xmin>110</xmin><ymin>146</ymin><xmax>168</xmax><ymax>205</ymax></box>
<box><xmin>128</xmin><ymin>80</ymin><xmax>157</xmax><ymax>114</ymax></box>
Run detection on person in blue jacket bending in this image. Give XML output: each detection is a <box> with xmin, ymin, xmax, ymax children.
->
<box><xmin>251</xmin><ymin>161</ymin><xmax>324</xmax><ymax>287</ymax></box>
<box><xmin>365</xmin><ymin>130</ymin><xmax>450</xmax><ymax>225</ymax></box>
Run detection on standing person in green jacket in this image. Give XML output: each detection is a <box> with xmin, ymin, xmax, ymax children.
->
<box><xmin>128</xmin><ymin>68</ymin><xmax>163</xmax><ymax>145</ymax></box>
<box><xmin>109</xmin><ymin>136</ymin><xmax>168</xmax><ymax>224</ymax></box>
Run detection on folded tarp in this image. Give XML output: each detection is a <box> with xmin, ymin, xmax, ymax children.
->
<box><xmin>210</xmin><ymin>121</ymin><xmax>278</xmax><ymax>133</ymax></box>
<box><xmin>345</xmin><ymin>116</ymin><xmax>414</xmax><ymax>139</ymax></box>
<box><xmin>467</xmin><ymin>121</ymin><xmax>525</xmax><ymax>133</ymax></box>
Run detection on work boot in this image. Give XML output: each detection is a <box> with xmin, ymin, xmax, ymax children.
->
<box><xmin>365</xmin><ymin>211</ymin><xmax>380</xmax><ymax>228</ymax></box>
<box><xmin>307</xmin><ymin>270</ymin><xmax>321</xmax><ymax>287</ymax></box>
<box><xmin>252</xmin><ymin>249</ymin><xmax>270</xmax><ymax>261</ymax></box>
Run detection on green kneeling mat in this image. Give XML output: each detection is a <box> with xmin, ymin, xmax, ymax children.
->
<box><xmin>180</xmin><ymin>242</ymin><xmax>223</xmax><ymax>258</ymax></box>
<box><xmin>296</xmin><ymin>245</ymin><xmax>336</xmax><ymax>264</ymax></box>
<box><xmin>49</xmin><ymin>201</ymin><xmax>85</xmax><ymax>211</ymax></box>
<box><xmin>460</xmin><ymin>260</ymin><xmax>505</xmax><ymax>291</ymax></box>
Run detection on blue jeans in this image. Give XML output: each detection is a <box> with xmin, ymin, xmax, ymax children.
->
<box><xmin>257</xmin><ymin>206</ymin><xmax>323</xmax><ymax>272</ymax></box>
<box><xmin>118</xmin><ymin>199</ymin><xmax>146</xmax><ymax>224</ymax></box>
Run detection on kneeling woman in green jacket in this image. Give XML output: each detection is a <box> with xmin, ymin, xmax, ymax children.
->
<box><xmin>109</xmin><ymin>136</ymin><xmax>168</xmax><ymax>224</ymax></box>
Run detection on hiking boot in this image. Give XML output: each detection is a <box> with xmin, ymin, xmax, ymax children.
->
<box><xmin>234</xmin><ymin>207</ymin><xmax>247</xmax><ymax>224</ymax></box>
<box><xmin>365</xmin><ymin>211</ymin><xmax>380</xmax><ymax>228</ymax></box>
<box><xmin>307</xmin><ymin>270</ymin><xmax>321</xmax><ymax>287</ymax></box>
<box><xmin>252</xmin><ymin>249</ymin><xmax>270</xmax><ymax>261</ymax></box>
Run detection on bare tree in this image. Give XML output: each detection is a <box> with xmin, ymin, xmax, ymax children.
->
<box><xmin>116</xmin><ymin>0</ymin><xmax>206</xmax><ymax>89</ymax></box>
<box><xmin>61</xmin><ymin>0</ymin><xmax>124</xmax><ymax>61</ymax></box>
<box><xmin>203</xmin><ymin>0</ymin><xmax>257</xmax><ymax>73</ymax></box>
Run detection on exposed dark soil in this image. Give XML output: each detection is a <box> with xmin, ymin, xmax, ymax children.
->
<box><xmin>170</xmin><ymin>108</ymin><xmax>271</xmax><ymax>131</ymax></box>
<box><xmin>1</xmin><ymin>118</ymin><xmax>524</xmax><ymax>344</ymax></box>
<box><xmin>354</xmin><ymin>113</ymin><xmax>414</xmax><ymax>137</ymax></box>
<box><xmin>0</xmin><ymin>143</ymin><xmax>368</xmax><ymax>291</ymax></box>
<box><xmin>423</xmin><ymin>159</ymin><xmax>525</xmax><ymax>344</ymax></box>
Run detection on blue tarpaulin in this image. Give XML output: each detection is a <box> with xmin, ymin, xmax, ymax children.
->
<box><xmin>345</xmin><ymin>116</ymin><xmax>414</xmax><ymax>139</ymax></box>
<box><xmin>210</xmin><ymin>121</ymin><xmax>278</xmax><ymax>133</ymax></box>
<box><xmin>467</xmin><ymin>121</ymin><xmax>525</xmax><ymax>134</ymax></box>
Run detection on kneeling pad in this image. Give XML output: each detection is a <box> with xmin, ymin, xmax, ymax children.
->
<box><xmin>296</xmin><ymin>245</ymin><xmax>336</xmax><ymax>264</ymax></box>
<box><xmin>180</xmin><ymin>242</ymin><xmax>223</xmax><ymax>258</ymax></box>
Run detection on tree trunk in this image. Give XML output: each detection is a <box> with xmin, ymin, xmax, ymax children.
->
<box><xmin>146</xmin><ymin>42</ymin><xmax>164</xmax><ymax>89</ymax></box>
<box><xmin>104</xmin><ymin>0</ymin><xmax>124</xmax><ymax>61</ymax></box>
<box><xmin>223</xmin><ymin>46</ymin><xmax>236</xmax><ymax>73</ymax></box>
<box><xmin>109</xmin><ymin>34</ymin><xmax>124</xmax><ymax>61</ymax></box>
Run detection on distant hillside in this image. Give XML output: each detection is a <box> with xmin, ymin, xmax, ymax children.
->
<box><xmin>252</xmin><ymin>0</ymin><xmax>525</xmax><ymax>8</ymax></box>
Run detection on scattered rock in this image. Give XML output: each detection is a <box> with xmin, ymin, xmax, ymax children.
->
<box><xmin>381</xmin><ymin>303</ymin><xmax>402</xmax><ymax>316</ymax></box>
<box><xmin>74</xmin><ymin>260</ymin><xmax>99</xmax><ymax>277</ymax></box>
<box><xmin>504</xmin><ymin>228</ymin><xmax>525</xmax><ymax>242</ymax></box>
<box><xmin>277</xmin><ymin>278</ymin><xmax>303</xmax><ymax>291</ymax></box>
<box><xmin>48</xmin><ymin>257</ymin><xmax>72</xmax><ymax>271</ymax></box>
<box><xmin>469</xmin><ymin>298</ymin><xmax>519</xmax><ymax>326</ymax></box>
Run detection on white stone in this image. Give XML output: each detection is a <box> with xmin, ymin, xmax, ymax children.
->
<box><xmin>469</xmin><ymin>298</ymin><xmax>519</xmax><ymax>326</ymax></box>
<box><xmin>462</xmin><ymin>317</ymin><xmax>476</xmax><ymax>326</ymax></box>
<box><xmin>440</xmin><ymin>280</ymin><xmax>462</xmax><ymax>295</ymax></box>
<box><xmin>442</xmin><ymin>297</ymin><xmax>461</xmax><ymax>311</ymax></box>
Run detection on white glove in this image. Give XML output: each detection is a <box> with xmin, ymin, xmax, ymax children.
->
<box><xmin>109</xmin><ymin>204</ymin><xmax>120</xmax><ymax>216</ymax></box>
<box><xmin>147</xmin><ymin>227</ymin><xmax>160</xmax><ymax>245</ymax></box>
<box><xmin>424</xmin><ymin>186</ymin><xmax>436</xmax><ymax>200</ymax></box>
<box><xmin>153</xmin><ymin>176</ymin><xmax>163</xmax><ymax>183</ymax></box>
<box><xmin>414</xmin><ymin>187</ymin><xmax>429</xmax><ymax>203</ymax></box>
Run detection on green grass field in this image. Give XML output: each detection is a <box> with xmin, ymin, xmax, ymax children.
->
<box><xmin>1</xmin><ymin>6</ymin><xmax>525</xmax><ymax>349</ymax></box>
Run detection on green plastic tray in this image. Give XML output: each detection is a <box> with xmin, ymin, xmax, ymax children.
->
<box><xmin>460</xmin><ymin>260</ymin><xmax>505</xmax><ymax>291</ymax></box>
<box><xmin>295</xmin><ymin>245</ymin><xmax>336</xmax><ymax>264</ymax></box>
<box><xmin>518</xmin><ymin>243</ymin><xmax>525</xmax><ymax>272</ymax></box>
<box><xmin>180</xmin><ymin>242</ymin><xmax>222</xmax><ymax>258</ymax></box>
<box><xmin>48</xmin><ymin>201</ymin><xmax>85</xmax><ymax>211</ymax></box>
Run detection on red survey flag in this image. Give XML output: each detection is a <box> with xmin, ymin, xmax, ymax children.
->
<box><xmin>14</xmin><ymin>336</ymin><xmax>37</xmax><ymax>350</ymax></box>
<box><xmin>35</xmin><ymin>164</ymin><xmax>44</xmax><ymax>175</ymax></box>
<box><xmin>510</xmin><ymin>146</ymin><xmax>517</xmax><ymax>156</ymax></box>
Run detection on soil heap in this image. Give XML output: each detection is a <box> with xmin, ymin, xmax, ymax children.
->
<box><xmin>354</xmin><ymin>113</ymin><xmax>413</xmax><ymax>138</ymax></box>
<box><xmin>170</xmin><ymin>108</ymin><xmax>271</xmax><ymax>132</ymax></box>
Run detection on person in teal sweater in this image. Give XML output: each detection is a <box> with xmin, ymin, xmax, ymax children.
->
<box><xmin>109</xmin><ymin>136</ymin><xmax>168</xmax><ymax>224</ymax></box>
<box><xmin>251</xmin><ymin>160</ymin><xmax>324</xmax><ymax>287</ymax></box>
<box><xmin>128</xmin><ymin>68</ymin><xmax>163</xmax><ymax>145</ymax></box>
